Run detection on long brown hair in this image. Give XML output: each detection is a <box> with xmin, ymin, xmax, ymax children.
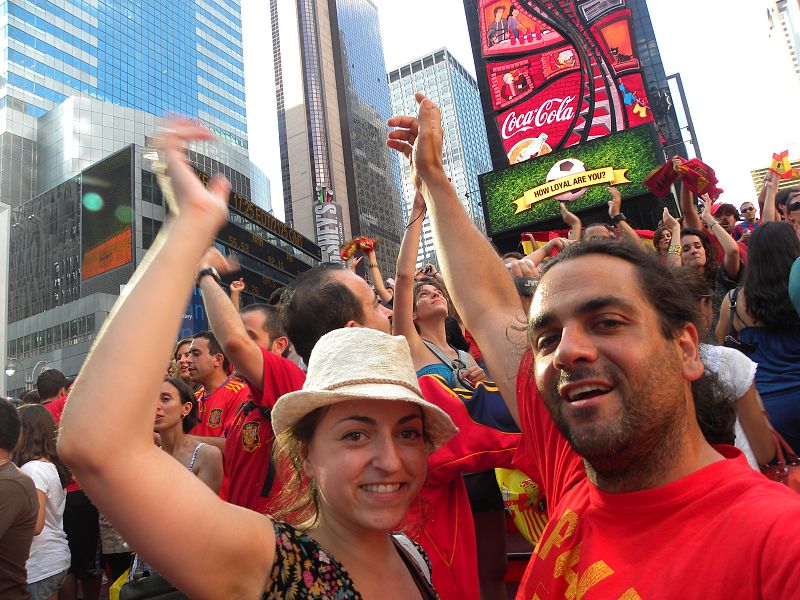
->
<box><xmin>12</xmin><ymin>404</ymin><xmax>72</xmax><ymax>487</ymax></box>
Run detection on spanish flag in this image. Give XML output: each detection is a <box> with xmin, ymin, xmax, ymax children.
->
<box><xmin>770</xmin><ymin>150</ymin><xmax>800</xmax><ymax>180</ymax></box>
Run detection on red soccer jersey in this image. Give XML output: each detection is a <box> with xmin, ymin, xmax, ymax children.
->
<box><xmin>224</xmin><ymin>349</ymin><xmax>305</xmax><ymax>514</ymax></box>
<box><xmin>192</xmin><ymin>377</ymin><xmax>249</xmax><ymax>438</ymax></box>
<box><xmin>512</xmin><ymin>352</ymin><xmax>800</xmax><ymax>599</ymax></box>
<box><xmin>404</xmin><ymin>376</ymin><xmax>521</xmax><ymax>600</ymax></box>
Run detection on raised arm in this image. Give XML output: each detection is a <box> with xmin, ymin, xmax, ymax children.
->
<box><xmin>608</xmin><ymin>187</ymin><xmax>641</xmax><ymax>246</ymax></box>
<box><xmin>675</xmin><ymin>157</ymin><xmax>703</xmax><ymax>231</ymax></box>
<box><xmin>662</xmin><ymin>208</ymin><xmax>683</xmax><ymax>268</ymax></box>
<box><xmin>760</xmin><ymin>171</ymin><xmax>779</xmax><ymax>223</ymax></box>
<box><xmin>699</xmin><ymin>194</ymin><xmax>740</xmax><ymax>280</ymax></box>
<box><xmin>388</xmin><ymin>93</ymin><xmax>524</xmax><ymax>425</ymax></box>
<box><xmin>366</xmin><ymin>248</ymin><xmax>394</xmax><ymax>304</ymax></box>
<box><xmin>392</xmin><ymin>191</ymin><xmax>428</xmax><ymax>357</ymax></box>
<box><xmin>58</xmin><ymin>122</ymin><xmax>274</xmax><ymax>599</ymax></box>
<box><xmin>560</xmin><ymin>202</ymin><xmax>582</xmax><ymax>240</ymax></box>
<box><xmin>525</xmin><ymin>237</ymin><xmax>571</xmax><ymax>266</ymax></box>
<box><xmin>198</xmin><ymin>248</ymin><xmax>266</xmax><ymax>393</ymax></box>
<box><xmin>229</xmin><ymin>277</ymin><xmax>244</xmax><ymax>309</ymax></box>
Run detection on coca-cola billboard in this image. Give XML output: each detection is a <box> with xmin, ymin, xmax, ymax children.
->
<box><xmin>464</xmin><ymin>0</ymin><xmax>656</xmax><ymax>167</ymax></box>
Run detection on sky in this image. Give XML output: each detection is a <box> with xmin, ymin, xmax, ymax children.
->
<box><xmin>242</xmin><ymin>0</ymin><xmax>800</xmax><ymax>222</ymax></box>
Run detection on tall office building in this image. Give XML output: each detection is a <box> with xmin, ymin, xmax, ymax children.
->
<box><xmin>271</xmin><ymin>0</ymin><xmax>404</xmax><ymax>269</ymax></box>
<box><xmin>769</xmin><ymin>0</ymin><xmax>800</xmax><ymax>83</ymax></box>
<box><xmin>1</xmin><ymin>0</ymin><xmax>288</xmax><ymax>394</ymax></box>
<box><xmin>388</xmin><ymin>48</ymin><xmax>492</xmax><ymax>268</ymax></box>
<box><xmin>0</xmin><ymin>0</ymin><xmax>258</xmax><ymax>208</ymax></box>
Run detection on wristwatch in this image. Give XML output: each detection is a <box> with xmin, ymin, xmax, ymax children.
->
<box><xmin>610</xmin><ymin>213</ymin><xmax>627</xmax><ymax>225</ymax></box>
<box><xmin>197</xmin><ymin>267</ymin><xmax>221</xmax><ymax>284</ymax></box>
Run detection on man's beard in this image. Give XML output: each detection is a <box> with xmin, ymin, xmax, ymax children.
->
<box><xmin>542</xmin><ymin>355</ymin><xmax>688</xmax><ymax>485</ymax></box>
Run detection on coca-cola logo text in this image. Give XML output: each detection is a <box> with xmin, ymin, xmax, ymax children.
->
<box><xmin>501</xmin><ymin>96</ymin><xmax>576</xmax><ymax>140</ymax></box>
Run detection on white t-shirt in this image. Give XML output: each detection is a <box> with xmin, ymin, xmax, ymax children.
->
<box><xmin>700</xmin><ymin>344</ymin><xmax>760</xmax><ymax>469</ymax></box>
<box><xmin>19</xmin><ymin>460</ymin><xmax>71</xmax><ymax>583</ymax></box>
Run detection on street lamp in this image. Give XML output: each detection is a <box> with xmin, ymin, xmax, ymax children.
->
<box><xmin>4</xmin><ymin>358</ymin><xmax>51</xmax><ymax>391</ymax></box>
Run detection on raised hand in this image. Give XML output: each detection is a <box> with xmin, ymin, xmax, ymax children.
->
<box><xmin>230</xmin><ymin>278</ymin><xmax>245</xmax><ymax>293</ymax></box>
<box><xmin>662</xmin><ymin>207</ymin><xmax>680</xmax><ymax>231</ymax></box>
<box><xmin>671</xmin><ymin>156</ymin><xmax>683</xmax><ymax>175</ymax></box>
<box><xmin>763</xmin><ymin>170</ymin><xmax>779</xmax><ymax>196</ymax></box>
<box><xmin>198</xmin><ymin>247</ymin><xmax>240</xmax><ymax>277</ymax></box>
<box><xmin>699</xmin><ymin>194</ymin><xmax>713</xmax><ymax>226</ymax></box>
<box><xmin>607</xmin><ymin>187</ymin><xmax>622</xmax><ymax>218</ymax></box>
<box><xmin>387</xmin><ymin>93</ymin><xmax>444</xmax><ymax>190</ymax></box>
<box><xmin>347</xmin><ymin>256</ymin><xmax>363</xmax><ymax>272</ymax></box>
<box><xmin>560</xmin><ymin>202</ymin><xmax>581</xmax><ymax>228</ymax></box>
<box><xmin>155</xmin><ymin>120</ymin><xmax>230</xmax><ymax>231</ymax></box>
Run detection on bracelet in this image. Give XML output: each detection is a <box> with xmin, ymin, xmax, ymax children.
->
<box><xmin>667</xmin><ymin>244</ymin><xmax>682</xmax><ymax>255</ymax></box>
<box><xmin>704</xmin><ymin>221</ymin><xmax>717</xmax><ymax>229</ymax></box>
<box><xmin>368</xmin><ymin>263</ymin><xmax>378</xmax><ymax>268</ymax></box>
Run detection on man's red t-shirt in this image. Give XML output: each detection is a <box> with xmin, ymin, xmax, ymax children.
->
<box><xmin>512</xmin><ymin>352</ymin><xmax>800</xmax><ymax>599</ymax></box>
<box><xmin>43</xmin><ymin>395</ymin><xmax>68</xmax><ymax>426</ymax></box>
<box><xmin>225</xmin><ymin>349</ymin><xmax>305</xmax><ymax>514</ymax></box>
<box><xmin>192</xmin><ymin>377</ymin><xmax>249</xmax><ymax>438</ymax></box>
<box><xmin>405</xmin><ymin>376</ymin><xmax>521</xmax><ymax>600</ymax></box>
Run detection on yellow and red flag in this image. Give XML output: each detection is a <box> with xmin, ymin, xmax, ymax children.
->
<box><xmin>770</xmin><ymin>150</ymin><xmax>800</xmax><ymax>180</ymax></box>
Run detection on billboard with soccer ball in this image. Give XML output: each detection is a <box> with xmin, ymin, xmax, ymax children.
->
<box><xmin>463</xmin><ymin>0</ymin><xmax>656</xmax><ymax>168</ymax></box>
<box><xmin>480</xmin><ymin>124</ymin><xmax>662</xmax><ymax>236</ymax></box>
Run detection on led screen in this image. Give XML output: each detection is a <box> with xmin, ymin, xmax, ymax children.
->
<box><xmin>480</xmin><ymin>124</ymin><xmax>662</xmax><ymax>235</ymax></box>
<box><xmin>81</xmin><ymin>146</ymin><xmax>133</xmax><ymax>280</ymax></box>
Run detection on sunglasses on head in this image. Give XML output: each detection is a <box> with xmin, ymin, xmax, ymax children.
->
<box><xmin>788</xmin><ymin>201</ymin><xmax>800</xmax><ymax>213</ymax></box>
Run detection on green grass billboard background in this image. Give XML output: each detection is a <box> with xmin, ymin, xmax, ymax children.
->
<box><xmin>480</xmin><ymin>125</ymin><xmax>661</xmax><ymax>236</ymax></box>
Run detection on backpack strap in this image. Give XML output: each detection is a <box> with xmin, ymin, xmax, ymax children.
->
<box><xmin>421</xmin><ymin>340</ymin><xmax>455</xmax><ymax>368</ymax></box>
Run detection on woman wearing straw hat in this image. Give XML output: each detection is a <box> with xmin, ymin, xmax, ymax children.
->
<box><xmin>57</xmin><ymin>121</ymin><xmax>457</xmax><ymax>599</ymax></box>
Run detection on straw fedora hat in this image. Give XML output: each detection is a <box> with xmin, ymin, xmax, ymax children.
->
<box><xmin>272</xmin><ymin>328</ymin><xmax>458</xmax><ymax>451</ymax></box>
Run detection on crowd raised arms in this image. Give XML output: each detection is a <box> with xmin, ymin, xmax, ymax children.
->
<box><xmin>0</xmin><ymin>93</ymin><xmax>799</xmax><ymax>600</ymax></box>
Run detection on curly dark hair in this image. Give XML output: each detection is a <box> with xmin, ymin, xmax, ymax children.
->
<box><xmin>743</xmin><ymin>221</ymin><xmax>800</xmax><ymax>329</ymax></box>
<box><xmin>681</xmin><ymin>228</ymin><xmax>718</xmax><ymax>281</ymax></box>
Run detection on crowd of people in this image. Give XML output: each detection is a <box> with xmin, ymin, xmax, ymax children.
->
<box><xmin>1</xmin><ymin>95</ymin><xmax>800</xmax><ymax>600</ymax></box>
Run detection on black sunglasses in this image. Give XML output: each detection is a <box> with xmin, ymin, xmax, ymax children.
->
<box><xmin>788</xmin><ymin>201</ymin><xmax>800</xmax><ymax>213</ymax></box>
<box><xmin>741</xmin><ymin>207</ymin><xmax>755</xmax><ymax>213</ymax></box>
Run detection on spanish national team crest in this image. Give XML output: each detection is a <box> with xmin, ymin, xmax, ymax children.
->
<box><xmin>242</xmin><ymin>421</ymin><xmax>261</xmax><ymax>452</ymax></box>
<box><xmin>207</xmin><ymin>408</ymin><xmax>223</xmax><ymax>429</ymax></box>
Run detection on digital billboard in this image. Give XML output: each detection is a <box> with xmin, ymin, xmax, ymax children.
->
<box><xmin>480</xmin><ymin>124</ymin><xmax>662</xmax><ymax>236</ymax></box>
<box><xmin>464</xmin><ymin>0</ymin><xmax>655</xmax><ymax>167</ymax></box>
<box><xmin>81</xmin><ymin>146</ymin><xmax>134</xmax><ymax>280</ymax></box>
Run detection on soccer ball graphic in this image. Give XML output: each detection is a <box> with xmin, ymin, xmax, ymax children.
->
<box><xmin>546</xmin><ymin>158</ymin><xmax>587</xmax><ymax>202</ymax></box>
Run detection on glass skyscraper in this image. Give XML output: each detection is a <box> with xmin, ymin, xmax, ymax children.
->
<box><xmin>271</xmin><ymin>0</ymin><xmax>404</xmax><ymax>270</ymax></box>
<box><xmin>388</xmin><ymin>48</ymin><xmax>492</xmax><ymax>267</ymax></box>
<box><xmin>0</xmin><ymin>0</ymin><xmax>249</xmax><ymax>207</ymax></box>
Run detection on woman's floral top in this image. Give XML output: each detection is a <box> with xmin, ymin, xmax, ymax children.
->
<box><xmin>265</xmin><ymin>521</ymin><xmax>361</xmax><ymax>599</ymax></box>
<box><xmin>264</xmin><ymin>521</ymin><xmax>435</xmax><ymax>599</ymax></box>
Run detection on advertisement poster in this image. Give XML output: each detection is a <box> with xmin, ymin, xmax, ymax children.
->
<box><xmin>480</xmin><ymin>125</ymin><xmax>661</xmax><ymax>235</ymax></box>
<box><xmin>466</xmin><ymin>0</ymin><xmax>655</xmax><ymax>165</ymax></box>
